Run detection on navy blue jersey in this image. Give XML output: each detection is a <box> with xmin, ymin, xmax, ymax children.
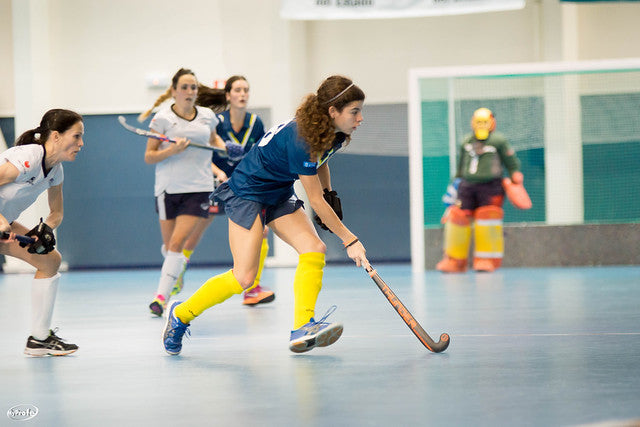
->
<box><xmin>227</xmin><ymin>119</ymin><xmax>345</xmax><ymax>205</ymax></box>
<box><xmin>213</xmin><ymin>111</ymin><xmax>265</xmax><ymax>176</ymax></box>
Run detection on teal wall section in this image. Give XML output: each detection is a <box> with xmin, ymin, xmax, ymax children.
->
<box><xmin>583</xmin><ymin>141</ymin><xmax>640</xmax><ymax>223</ymax></box>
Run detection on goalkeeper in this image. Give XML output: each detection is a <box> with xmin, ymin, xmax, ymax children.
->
<box><xmin>436</xmin><ymin>108</ymin><xmax>523</xmax><ymax>273</ymax></box>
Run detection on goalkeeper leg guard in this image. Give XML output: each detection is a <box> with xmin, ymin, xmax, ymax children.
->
<box><xmin>174</xmin><ymin>269</ymin><xmax>244</xmax><ymax>324</ymax></box>
<box><xmin>473</xmin><ymin>205</ymin><xmax>504</xmax><ymax>272</ymax></box>
<box><xmin>436</xmin><ymin>206</ymin><xmax>471</xmax><ymax>273</ymax></box>
<box><xmin>293</xmin><ymin>252</ymin><xmax>325</xmax><ymax>329</ymax></box>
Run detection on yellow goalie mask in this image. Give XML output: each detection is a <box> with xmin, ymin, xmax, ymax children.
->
<box><xmin>471</xmin><ymin>108</ymin><xmax>496</xmax><ymax>140</ymax></box>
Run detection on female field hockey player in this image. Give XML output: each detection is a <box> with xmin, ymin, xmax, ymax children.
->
<box><xmin>172</xmin><ymin>75</ymin><xmax>275</xmax><ymax>306</ymax></box>
<box><xmin>0</xmin><ymin>108</ymin><xmax>83</xmax><ymax>356</ymax></box>
<box><xmin>163</xmin><ymin>75</ymin><xmax>369</xmax><ymax>355</ymax></box>
<box><xmin>139</xmin><ymin>68</ymin><xmax>227</xmax><ymax>317</ymax></box>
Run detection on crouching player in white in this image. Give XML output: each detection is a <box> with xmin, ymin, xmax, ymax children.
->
<box><xmin>0</xmin><ymin>109</ymin><xmax>83</xmax><ymax>356</ymax></box>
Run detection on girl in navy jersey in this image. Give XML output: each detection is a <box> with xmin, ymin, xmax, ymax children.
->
<box><xmin>163</xmin><ymin>75</ymin><xmax>369</xmax><ymax>355</ymax></box>
<box><xmin>139</xmin><ymin>68</ymin><xmax>227</xmax><ymax>317</ymax></box>
<box><xmin>173</xmin><ymin>76</ymin><xmax>275</xmax><ymax>306</ymax></box>
<box><xmin>0</xmin><ymin>108</ymin><xmax>83</xmax><ymax>356</ymax></box>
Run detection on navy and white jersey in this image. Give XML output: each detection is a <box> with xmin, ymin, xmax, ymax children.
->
<box><xmin>227</xmin><ymin>119</ymin><xmax>345</xmax><ymax>206</ymax></box>
<box><xmin>0</xmin><ymin>144</ymin><xmax>63</xmax><ymax>223</ymax></box>
<box><xmin>213</xmin><ymin>111</ymin><xmax>265</xmax><ymax>176</ymax></box>
<box><xmin>149</xmin><ymin>105</ymin><xmax>218</xmax><ymax>196</ymax></box>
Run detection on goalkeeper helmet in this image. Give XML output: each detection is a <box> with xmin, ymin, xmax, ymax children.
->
<box><xmin>471</xmin><ymin>108</ymin><xmax>496</xmax><ymax>140</ymax></box>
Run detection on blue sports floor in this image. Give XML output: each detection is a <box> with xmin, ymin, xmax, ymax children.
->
<box><xmin>1</xmin><ymin>264</ymin><xmax>639</xmax><ymax>426</ymax></box>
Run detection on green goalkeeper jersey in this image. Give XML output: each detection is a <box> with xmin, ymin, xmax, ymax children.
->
<box><xmin>455</xmin><ymin>131</ymin><xmax>520</xmax><ymax>183</ymax></box>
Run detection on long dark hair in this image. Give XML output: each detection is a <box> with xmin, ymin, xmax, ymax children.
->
<box><xmin>197</xmin><ymin>75</ymin><xmax>247</xmax><ymax>113</ymax></box>
<box><xmin>16</xmin><ymin>109</ymin><xmax>83</xmax><ymax>146</ymax></box>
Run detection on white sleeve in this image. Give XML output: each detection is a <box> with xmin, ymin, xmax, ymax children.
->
<box><xmin>149</xmin><ymin>110</ymin><xmax>169</xmax><ymax>134</ymax></box>
<box><xmin>210</xmin><ymin>112</ymin><xmax>220</xmax><ymax>132</ymax></box>
<box><xmin>51</xmin><ymin>165</ymin><xmax>64</xmax><ymax>186</ymax></box>
<box><xmin>3</xmin><ymin>146</ymin><xmax>40</xmax><ymax>182</ymax></box>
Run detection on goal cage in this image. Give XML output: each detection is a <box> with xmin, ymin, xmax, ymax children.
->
<box><xmin>408</xmin><ymin>58</ymin><xmax>640</xmax><ymax>272</ymax></box>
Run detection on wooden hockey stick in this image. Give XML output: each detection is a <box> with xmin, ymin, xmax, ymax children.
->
<box><xmin>365</xmin><ymin>265</ymin><xmax>450</xmax><ymax>353</ymax></box>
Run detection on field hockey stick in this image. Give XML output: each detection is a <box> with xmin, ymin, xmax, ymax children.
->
<box><xmin>1</xmin><ymin>231</ymin><xmax>36</xmax><ymax>245</ymax></box>
<box><xmin>117</xmin><ymin>116</ymin><xmax>226</xmax><ymax>153</ymax></box>
<box><xmin>364</xmin><ymin>265</ymin><xmax>450</xmax><ymax>353</ymax></box>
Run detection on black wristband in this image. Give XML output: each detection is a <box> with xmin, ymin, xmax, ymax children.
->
<box><xmin>343</xmin><ymin>238</ymin><xmax>359</xmax><ymax>249</ymax></box>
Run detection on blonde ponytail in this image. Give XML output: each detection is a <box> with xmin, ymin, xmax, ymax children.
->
<box><xmin>138</xmin><ymin>87</ymin><xmax>172</xmax><ymax>122</ymax></box>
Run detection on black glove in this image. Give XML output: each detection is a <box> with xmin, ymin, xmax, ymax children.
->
<box><xmin>314</xmin><ymin>189</ymin><xmax>343</xmax><ymax>232</ymax></box>
<box><xmin>20</xmin><ymin>218</ymin><xmax>56</xmax><ymax>254</ymax></box>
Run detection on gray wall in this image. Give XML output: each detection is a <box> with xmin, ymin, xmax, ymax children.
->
<box><xmin>425</xmin><ymin>224</ymin><xmax>640</xmax><ymax>268</ymax></box>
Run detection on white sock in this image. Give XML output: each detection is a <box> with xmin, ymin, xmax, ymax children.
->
<box><xmin>155</xmin><ymin>251</ymin><xmax>186</xmax><ymax>299</ymax></box>
<box><xmin>31</xmin><ymin>273</ymin><xmax>61</xmax><ymax>341</ymax></box>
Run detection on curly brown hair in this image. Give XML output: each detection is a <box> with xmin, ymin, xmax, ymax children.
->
<box><xmin>296</xmin><ymin>75</ymin><xmax>365</xmax><ymax>158</ymax></box>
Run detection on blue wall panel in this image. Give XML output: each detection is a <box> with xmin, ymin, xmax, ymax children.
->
<box><xmin>0</xmin><ymin>117</ymin><xmax>15</xmax><ymax>148</ymax></box>
<box><xmin>55</xmin><ymin>114</ymin><xmax>409</xmax><ymax>268</ymax></box>
<box><xmin>324</xmin><ymin>154</ymin><xmax>411</xmax><ymax>263</ymax></box>
<box><xmin>58</xmin><ymin>114</ymin><xmax>233</xmax><ymax>269</ymax></box>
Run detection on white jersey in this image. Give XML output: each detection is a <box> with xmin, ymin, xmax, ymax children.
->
<box><xmin>0</xmin><ymin>144</ymin><xmax>64</xmax><ymax>223</ymax></box>
<box><xmin>150</xmin><ymin>105</ymin><xmax>218</xmax><ymax>196</ymax></box>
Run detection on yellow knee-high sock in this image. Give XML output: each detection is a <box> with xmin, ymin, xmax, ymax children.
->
<box><xmin>250</xmin><ymin>238</ymin><xmax>269</xmax><ymax>290</ymax></box>
<box><xmin>293</xmin><ymin>252</ymin><xmax>325</xmax><ymax>329</ymax></box>
<box><xmin>175</xmin><ymin>269</ymin><xmax>243</xmax><ymax>323</ymax></box>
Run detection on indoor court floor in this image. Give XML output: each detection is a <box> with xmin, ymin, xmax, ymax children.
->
<box><xmin>1</xmin><ymin>264</ymin><xmax>639</xmax><ymax>426</ymax></box>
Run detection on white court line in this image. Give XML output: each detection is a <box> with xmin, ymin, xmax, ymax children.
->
<box><xmin>339</xmin><ymin>332</ymin><xmax>640</xmax><ymax>339</ymax></box>
<box><xmin>448</xmin><ymin>332</ymin><xmax>640</xmax><ymax>337</ymax></box>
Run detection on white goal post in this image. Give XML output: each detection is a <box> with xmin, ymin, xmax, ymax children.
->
<box><xmin>408</xmin><ymin>58</ymin><xmax>640</xmax><ymax>272</ymax></box>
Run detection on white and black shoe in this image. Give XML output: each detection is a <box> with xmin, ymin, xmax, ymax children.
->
<box><xmin>24</xmin><ymin>329</ymin><xmax>78</xmax><ymax>357</ymax></box>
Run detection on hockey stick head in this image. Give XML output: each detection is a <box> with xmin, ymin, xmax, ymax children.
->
<box><xmin>364</xmin><ymin>265</ymin><xmax>450</xmax><ymax>353</ymax></box>
<box><xmin>118</xmin><ymin>115</ymin><xmax>138</xmax><ymax>133</ymax></box>
<box><xmin>118</xmin><ymin>116</ymin><xmax>152</xmax><ymax>138</ymax></box>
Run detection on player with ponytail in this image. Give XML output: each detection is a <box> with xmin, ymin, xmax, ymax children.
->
<box><xmin>0</xmin><ymin>108</ymin><xmax>83</xmax><ymax>356</ymax></box>
<box><xmin>173</xmin><ymin>75</ymin><xmax>275</xmax><ymax>306</ymax></box>
<box><xmin>162</xmin><ymin>75</ymin><xmax>369</xmax><ymax>355</ymax></box>
<box><xmin>141</xmin><ymin>68</ymin><xmax>227</xmax><ymax>317</ymax></box>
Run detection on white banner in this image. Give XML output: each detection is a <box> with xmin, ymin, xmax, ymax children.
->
<box><xmin>280</xmin><ymin>0</ymin><xmax>525</xmax><ymax>20</ymax></box>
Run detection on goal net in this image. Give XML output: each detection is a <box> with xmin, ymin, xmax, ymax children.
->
<box><xmin>408</xmin><ymin>59</ymin><xmax>640</xmax><ymax>271</ymax></box>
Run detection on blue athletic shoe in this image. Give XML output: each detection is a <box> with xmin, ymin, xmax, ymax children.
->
<box><xmin>289</xmin><ymin>305</ymin><xmax>343</xmax><ymax>353</ymax></box>
<box><xmin>163</xmin><ymin>301</ymin><xmax>190</xmax><ymax>355</ymax></box>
